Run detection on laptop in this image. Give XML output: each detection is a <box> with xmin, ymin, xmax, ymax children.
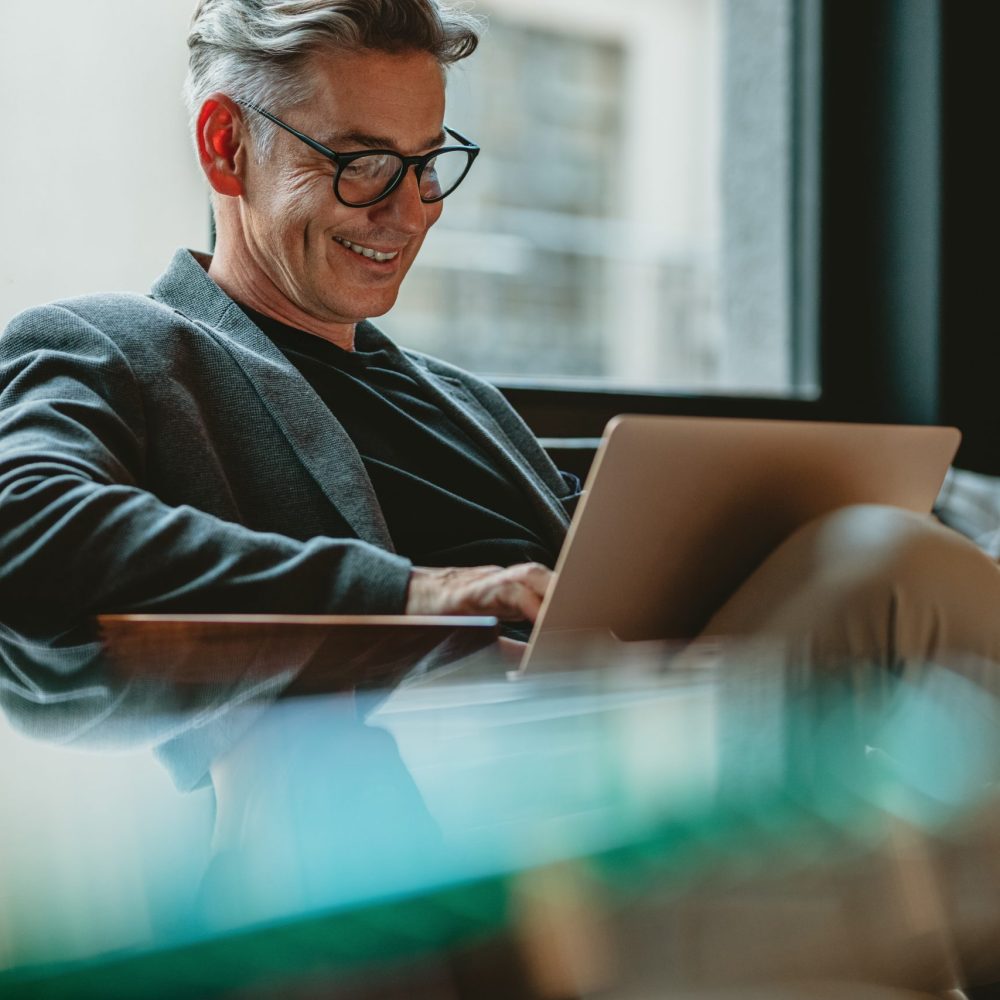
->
<box><xmin>516</xmin><ymin>415</ymin><xmax>961</xmax><ymax>673</ymax></box>
<box><xmin>100</xmin><ymin>416</ymin><xmax>960</xmax><ymax>681</ymax></box>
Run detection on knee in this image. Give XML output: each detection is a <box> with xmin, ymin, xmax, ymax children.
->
<box><xmin>801</xmin><ymin>504</ymin><xmax>989</xmax><ymax>593</ymax></box>
<box><xmin>770</xmin><ymin>504</ymin><xmax>1000</xmax><ymax>661</ymax></box>
<box><xmin>705</xmin><ymin>503</ymin><xmax>1000</xmax><ymax>657</ymax></box>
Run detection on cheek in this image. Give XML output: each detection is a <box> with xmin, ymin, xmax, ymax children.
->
<box><xmin>262</xmin><ymin>169</ymin><xmax>334</xmax><ymax>239</ymax></box>
<box><xmin>425</xmin><ymin>202</ymin><xmax>444</xmax><ymax>230</ymax></box>
<box><xmin>280</xmin><ymin>200</ymin><xmax>337</xmax><ymax>260</ymax></box>
<box><xmin>247</xmin><ymin>183</ymin><xmax>304</xmax><ymax>249</ymax></box>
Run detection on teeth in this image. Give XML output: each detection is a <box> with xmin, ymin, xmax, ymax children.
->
<box><xmin>334</xmin><ymin>237</ymin><xmax>399</xmax><ymax>263</ymax></box>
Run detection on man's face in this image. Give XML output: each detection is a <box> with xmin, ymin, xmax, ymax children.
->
<box><xmin>239</xmin><ymin>49</ymin><xmax>447</xmax><ymax>326</ymax></box>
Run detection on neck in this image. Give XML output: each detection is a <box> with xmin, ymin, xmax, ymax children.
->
<box><xmin>207</xmin><ymin>230</ymin><xmax>357</xmax><ymax>352</ymax></box>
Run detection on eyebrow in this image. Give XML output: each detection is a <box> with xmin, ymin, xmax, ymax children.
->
<box><xmin>317</xmin><ymin>129</ymin><xmax>448</xmax><ymax>153</ymax></box>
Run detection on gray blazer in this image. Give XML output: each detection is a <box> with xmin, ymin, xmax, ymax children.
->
<box><xmin>0</xmin><ymin>249</ymin><xmax>573</xmax><ymax>625</ymax></box>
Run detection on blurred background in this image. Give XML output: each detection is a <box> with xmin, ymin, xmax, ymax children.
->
<box><xmin>0</xmin><ymin>0</ymin><xmax>794</xmax><ymax>393</ymax></box>
<box><xmin>2</xmin><ymin>1</ymin><xmax>993</xmax><ymax>470</ymax></box>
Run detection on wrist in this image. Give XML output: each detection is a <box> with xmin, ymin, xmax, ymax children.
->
<box><xmin>405</xmin><ymin>566</ymin><xmax>438</xmax><ymax>615</ymax></box>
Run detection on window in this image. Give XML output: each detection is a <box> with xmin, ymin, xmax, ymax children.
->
<box><xmin>382</xmin><ymin>0</ymin><xmax>809</xmax><ymax>397</ymax></box>
<box><xmin>5</xmin><ymin>2</ymin><xmax>960</xmax><ymax>463</ymax></box>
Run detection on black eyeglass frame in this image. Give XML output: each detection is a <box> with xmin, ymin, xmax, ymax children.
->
<box><xmin>239</xmin><ymin>101</ymin><xmax>480</xmax><ymax>208</ymax></box>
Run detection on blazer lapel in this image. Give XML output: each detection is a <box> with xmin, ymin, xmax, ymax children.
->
<box><xmin>151</xmin><ymin>250</ymin><xmax>394</xmax><ymax>550</ymax></box>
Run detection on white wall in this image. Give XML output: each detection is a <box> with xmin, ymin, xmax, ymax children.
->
<box><xmin>0</xmin><ymin>0</ymin><xmax>208</xmax><ymax>324</ymax></box>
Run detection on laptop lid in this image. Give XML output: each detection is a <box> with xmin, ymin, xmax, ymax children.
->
<box><xmin>518</xmin><ymin>415</ymin><xmax>960</xmax><ymax>672</ymax></box>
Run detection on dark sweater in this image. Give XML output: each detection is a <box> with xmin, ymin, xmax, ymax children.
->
<box><xmin>241</xmin><ymin>305</ymin><xmax>562</xmax><ymax>571</ymax></box>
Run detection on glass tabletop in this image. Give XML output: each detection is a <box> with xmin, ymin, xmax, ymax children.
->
<box><xmin>2</xmin><ymin>617</ymin><xmax>999</xmax><ymax>998</ymax></box>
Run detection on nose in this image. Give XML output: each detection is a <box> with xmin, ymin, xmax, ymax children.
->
<box><xmin>370</xmin><ymin>167</ymin><xmax>434</xmax><ymax>235</ymax></box>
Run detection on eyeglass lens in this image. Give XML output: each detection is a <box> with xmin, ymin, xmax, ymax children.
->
<box><xmin>335</xmin><ymin>149</ymin><xmax>472</xmax><ymax>206</ymax></box>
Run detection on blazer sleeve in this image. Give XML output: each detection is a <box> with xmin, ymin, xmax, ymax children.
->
<box><xmin>0</xmin><ymin>306</ymin><xmax>412</xmax><ymax>627</ymax></box>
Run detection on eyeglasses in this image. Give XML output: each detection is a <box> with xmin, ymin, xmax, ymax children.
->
<box><xmin>239</xmin><ymin>101</ymin><xmax>480</xmax><ymax>208</ymax></box>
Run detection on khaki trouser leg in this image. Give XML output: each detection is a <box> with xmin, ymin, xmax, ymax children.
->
<box><xmin>682</xmin><ymin>505</ymin><xmax>1000</xmax><ymax>996</ymax></box>
<box><xmin>700</xmin><ymin>504</ymin><xmax>1000</xmax><ymax>677</ymax></box>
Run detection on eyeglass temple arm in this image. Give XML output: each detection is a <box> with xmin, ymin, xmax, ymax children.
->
<box><xmin>445</xmin><ymin>126</ymin><xmax>478</xmax><ymax>149</ymax></box>
<box><xmin>237</xmin><ymin>100</ymin><xmax>338</xmax><ymax>159</ymax></box>
<box><xmin>241</xmin><ymin>100</ymin><xmax>477</xmax><ymax>158</ymax></box>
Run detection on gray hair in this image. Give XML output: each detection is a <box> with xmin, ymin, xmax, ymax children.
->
<box><xmin>184</xmin><ymin>0</ymin><xmax>483</xmax><ymax>158</ymax></box>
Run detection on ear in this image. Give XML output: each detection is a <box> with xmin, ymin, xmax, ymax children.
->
<box><xmin>196</xmin><ymin>95</ymin><xmax>247</xmax><ymax>198</ymax></box>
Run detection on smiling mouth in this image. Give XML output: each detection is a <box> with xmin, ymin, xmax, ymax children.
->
<box><xmin>333</xmin><ymin>236</ymin><xmax>400</xmax><ymax>263</ymax></box>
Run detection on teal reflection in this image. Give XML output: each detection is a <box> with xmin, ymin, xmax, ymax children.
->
<box><xmin>2</xmin><ymin>625</ymin><xmax>1000</xmax><ymax>996</ymax></box>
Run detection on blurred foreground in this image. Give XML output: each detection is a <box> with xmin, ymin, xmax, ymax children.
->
<box><xmin>2</xmin><ymin>619</ymin><xmax>1000</xmax><ymax>998</ymax></box>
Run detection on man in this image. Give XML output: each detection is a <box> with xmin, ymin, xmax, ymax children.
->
<box><xmin>1</xmin><ymin>0</ymin><xmax>999</xmax><ymax>671</ymax></box>
<box><xmin>0</xmin><ymin>0</ymin><xmax>565</xmax><ymax>634</ymax></box>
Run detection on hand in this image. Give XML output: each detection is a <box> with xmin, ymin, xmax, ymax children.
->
<box><xmin>405</xmin><ymin>563</ymin><xmax>553</xmax><ymax>622</ymax></box>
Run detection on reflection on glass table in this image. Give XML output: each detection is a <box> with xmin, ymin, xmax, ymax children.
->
<box><xmin>2</xmin><ymin>616</ymin><xmax>1000</xmax><ymax>999</ymax></box>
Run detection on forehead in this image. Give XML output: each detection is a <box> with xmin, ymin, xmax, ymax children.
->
<box><xmin>299</xmin><ymin>49</ymin><xmax>446</xmax><ymax>152</ymax></box>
